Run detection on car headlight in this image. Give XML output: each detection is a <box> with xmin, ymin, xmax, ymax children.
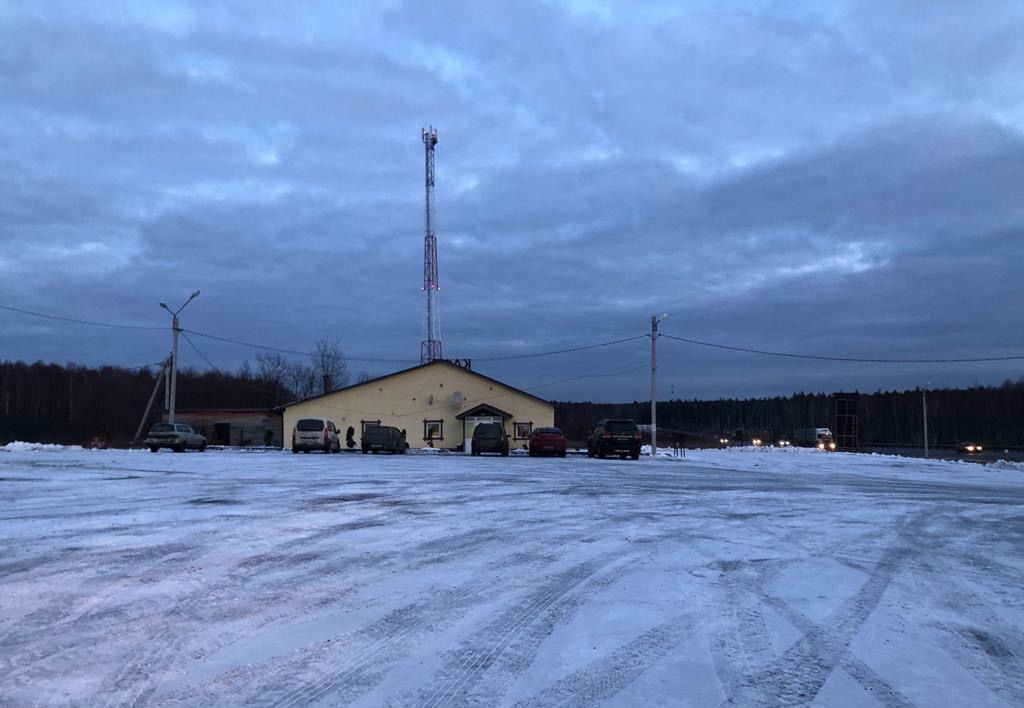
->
<box><xmin>977</xmin><ymin>446</ymin><xmax>983</xmax><ymax>451</ymax></box>
<box><xmin>817</xmin><ymin>443</ymin><xmax>825</xmax><ymax>449</ymax></box>
<box><xmin>829</xmin><ymin>442</ymin><xmax>836</xmax><ymax>450</ymax></box>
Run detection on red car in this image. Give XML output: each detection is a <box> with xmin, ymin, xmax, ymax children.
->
<box><xmin>529</xmin><ymin>427</ymin><xmax>567</xmax><ymax>457</ymax></box>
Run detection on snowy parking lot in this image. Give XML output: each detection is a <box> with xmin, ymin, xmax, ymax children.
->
<box><xmin>1</xmin><ymin>446</ymin><xmax>1023</xmax><ymax>707</ymax></box>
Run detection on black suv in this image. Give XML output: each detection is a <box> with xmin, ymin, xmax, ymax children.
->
<box><xmin>587</xmin><ymin>419</ymin><xmax>641</xmax><ymax>459</ymax></box>
<box><xmin>471</xmin><ymin>422</ymin><xmax>509</xmax><ymax>456</ymax></box>
<box><xmin>361</xmin><ymin>425</ymin><xmax>407</xmax><ymax>454</ymax></box>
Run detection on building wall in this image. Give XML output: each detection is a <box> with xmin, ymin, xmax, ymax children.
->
<box><xmin>161</xmin><ymin>410</ymin><xmax>283</xmax><ymax>447</ymax></box>
<box><xmin>282</xmin><ymin>362</ymin><xmax>554</xmax><ymax>451</ymax></box>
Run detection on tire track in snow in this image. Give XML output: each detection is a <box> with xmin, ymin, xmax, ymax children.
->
<box><xmin>911</xmin><ymin>558</ymin><xmax>1024</xmax><ymax>706</ymax></box>
<box><xmin>716</xmin><ymin>538</ymin><xmax>914</xmax><ymax>706</ymax></box>
<box><xmin>407</xmin><ymin>550</ymin><xmax>639</xmax><ymax>708</ymax></box>
<box><xmin>180</xmin><ymin>522</ymin><xmax>627</xmax><ymax>708</ymax></box>
<box><xmin>250</xmin><ymin>573</ymin><xmax>505</xmax><ymax>708</ymax></box>
<box><xmin>511</xmin><ymin>613</ymin><xmax>697</xmax><ymax>708</ymax></box>
<box><xmin>405</xmin><ymin>532</ymin><xmax>690</xmax><ymax>708</ymax></box>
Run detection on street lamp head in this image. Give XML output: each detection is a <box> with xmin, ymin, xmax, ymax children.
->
<box><xmin>190</xmin><ymin>290</ymin><xmax>200</xmax><ymax>299</ymax></box>
<box><xmin>159</xmin><ymin>302</ymin><xmax>169</xmax><ymax>311</ymax></box>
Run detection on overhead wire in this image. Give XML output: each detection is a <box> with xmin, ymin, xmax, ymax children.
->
<box><xmin>181</xmin><ymin>332</ymin><xmax>218</xmax><ymax>370</ymax></box>
<box><xmin>182</xmin><ymin>328</ymin><xmax>418</xmax><ymax>364</ymax></box>
<box><xmin>659</xmin><ymin>332</ymin><xmax>1024</xmax><ymax>364</ymax></box>
<box><xmin>0</xmin><ymin>303</ymin><xmax>165</xmax><ymax>331</ymax></box>
<box><xmin>6</xmin><ymin>301</ymin><xmax>1024</xmax><ymax>366</ymax></box>
<box><xmin>471</xmin><ymin>335</ymin><xmax>648</xmax><ymax>362</ymax></box>
<box><xmin>309</xmin><ymin>361</ymin><xmax>650</xmax><ymax>420</ymax></box>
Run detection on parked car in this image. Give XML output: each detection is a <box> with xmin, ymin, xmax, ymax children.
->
<box><xmin>587</xmin><ymin>419</ymin><xmax>642</xmax><ymax>460</ymax></box>
<box><xmin>957</xmin><ymin>442</ymin><xmax>984</xmax><ymax>454</ymax></box>
<box><xmin>362</xmin><ymin>425</ymin><xmax>407</xmax><ymax>454</ymax></box>
<box><xmin>145</xmin><ymin>423</ymin><xmax>207</xmax><ymax>453</ymax></box>
<box><xmin>529</xmin><ymin>427</ymin><xmax>567</xmax><ymax>457</ymax></box>
<box><xmin>472</xmin><ymin>422</ymin><xmax>509</xmax><ymax>456</ymax></box>
<box><xmin>291</xmin><ymin>418</ymin><xmax>341</xmax><ymax>453</ymax></box>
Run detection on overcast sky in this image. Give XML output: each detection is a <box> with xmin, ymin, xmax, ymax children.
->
<box><xmin>2</xmin><ymin>1</ymin><xmax>1023</xmax><ymax>401</ymax></box>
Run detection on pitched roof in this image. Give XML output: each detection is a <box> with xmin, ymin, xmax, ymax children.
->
<box><xmin>455</xmin><ymin>403</ymin><xmax>514</xmax><ymax>420</ymax></box>
<box><xmin>279</xmin><ymin>360</ymin><xmax>553</xmax><ymax>410</ymax></box>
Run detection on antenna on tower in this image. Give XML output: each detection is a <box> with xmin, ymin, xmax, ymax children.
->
<box><xmin>420</xmin><ymin>125</ymin><xmax>442</xmax><ymax>364</ymax></box>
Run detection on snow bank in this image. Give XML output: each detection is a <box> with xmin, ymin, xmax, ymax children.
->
<box><xmin>1</xmin><ymin>442</ymin><xmax>88</xmax><ymax>454</ymax></box>
<box><xmin>1</xmin><ymin>441</ymin><xmax>85</xmax><ymax>453</ymax></box>
<box><xmin>986</xmin><ymin>459</ymin><xmax>1024</xmax><ymax>472</ymax></box>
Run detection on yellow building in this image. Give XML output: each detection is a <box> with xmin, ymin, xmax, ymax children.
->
<box><xmin>281</xmin><ymin>360</ymin><xmax>555</xmax><ymax>453</ymax></box>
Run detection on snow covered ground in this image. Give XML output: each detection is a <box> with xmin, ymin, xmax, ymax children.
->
<box><xmin>1</xmin><ymin>446</ymin><xmax>1022</xmax><ymax>707</ymax></box>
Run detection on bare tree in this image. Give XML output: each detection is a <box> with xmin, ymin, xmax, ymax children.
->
<box><xmin>311</xmin><ymin>337</ymin><xmax>349</xmax><ymax>394</ymax></box>
<box><xmin>256</xmin><ymin>352</ymin><xmax>294</xmax><ymax>402</ymax></box>
<box><xmin>287</xmin><ymin>362</ymin><xmax>319</xmax><ymax>401</ymax></box>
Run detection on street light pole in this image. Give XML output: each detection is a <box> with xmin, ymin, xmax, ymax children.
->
<box><xmin>922</xmin><ymin>386</ymin><xmax>929</xmax><ymax>459</ymax></box>
<box><xmin>160</xmin><ymin>291</ymin><xmax>200</xmax><ymax>424</ymax></box>
<box><xmin>650</xmin><ymin>313</ymin><xmax>667</xmax><ymax>457</ymax></box>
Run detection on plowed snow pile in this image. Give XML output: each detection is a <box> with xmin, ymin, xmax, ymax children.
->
<box><xmin>1</xmin><ymin>447</ymin><xmax>1022</xmax><ymax>707</ymax></box>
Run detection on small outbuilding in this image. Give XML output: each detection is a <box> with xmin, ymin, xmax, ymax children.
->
<box><xmin>160</xmin><ymin>408</ymin><xmax>283</xmax><ymax>447</ymax></box>
<box><xmin>281</xmin><ymin>360</ymin><xmax>554</xmax><ymax>453</ymax></box>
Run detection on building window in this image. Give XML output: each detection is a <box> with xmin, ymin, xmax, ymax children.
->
<box><xmin>361</xmin><ymin>419</ymin><xmax>381</xmax><ymax>434</ymax></box>
<box><xmin>423</xmin><ymin>419</ymin><xmax>443</xmax><ymax>443</ymax></box>
<box><xmin>514</xmin><ymin>421</ymin><xmax>533</xmax><ymax>440</ymax></box>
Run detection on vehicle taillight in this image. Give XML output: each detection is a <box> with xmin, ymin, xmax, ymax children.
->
<box><xmin>323</xmin><ymin>429</ymin><xmax>329</xmax><ymax>444</ymax></box>
<box><xmin>601</xmin><ymin>432</ymin><xmax>611</xmax><ymax>438</ymax></box>
<box><xmin>634</xmin><ymin>432</ymin><xmax>642</xmax><ymax>439</ymax></box>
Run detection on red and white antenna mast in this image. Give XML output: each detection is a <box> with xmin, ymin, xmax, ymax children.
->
<box><xmin>420</xmin><ymin>126</ymin><xmax>442</xmax><ymax>364</ymax></box>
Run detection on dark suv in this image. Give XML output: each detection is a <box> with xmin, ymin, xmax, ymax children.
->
<box><xmin>587</xmin><ymin>419</ymin><xmax>642</xmax><ymax>460</ymax></box>
<box><xmin>361</xmin><ymin>425</ymin><xmax>407</xmax><ymax>454</ymax></box>
<box><xmin>472</xmin><ymin>422</ymin><xmax>509</xmax><ymax>456</ymax></box>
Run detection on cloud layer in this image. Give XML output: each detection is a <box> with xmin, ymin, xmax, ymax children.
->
<box><xmin>2</xmin><ymin>1</ymin><xmax>1023</xmax><ymax>400</ymax></box>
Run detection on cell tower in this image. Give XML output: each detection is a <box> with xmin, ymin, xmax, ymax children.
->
<box><xmin>420</xmin><ymin>126</ymin><xmax>442</xmax><ymax>364</ymax></box>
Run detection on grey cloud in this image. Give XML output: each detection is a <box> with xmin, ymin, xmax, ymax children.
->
<box><xmin>1</xmin><ymin>1</ymin><xmax>1022</xmax><ymax>400</ymax></box>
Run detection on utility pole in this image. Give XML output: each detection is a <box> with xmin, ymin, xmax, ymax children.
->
<box><xmin>159</xmin><ymin>291</ymin><xmax>200</xmax><ymax>424</ymax></box>
<box><xmin>650</xmin><ymin>314</ymin><xmax>667</xmax><ymax>457</ymax></box>
<box><xmin>922</xmin><ymin>386</ymin><xmax>929</xmax><ymax>459</ymax></box>
<box><xmin>133</xmin><ymin>356</ymin><xmax>171</xmax><ymax>443</ymax></box>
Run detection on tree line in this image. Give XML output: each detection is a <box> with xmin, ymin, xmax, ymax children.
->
<box><xmin>553</xmin><ymin>378</ymin><xmax>1024</xmax><ymax>447</ymax></box>
<box><xmin>1</xmin><ymin>353</ymin><xmax>1021</xmax><ymax>447</ymax></box>
<box><xmin>0</xmin><ymin>337</ymin><xmax>355</xmax><ymax>446</ymax></box>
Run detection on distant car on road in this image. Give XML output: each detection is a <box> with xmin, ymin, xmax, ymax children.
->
<box><xmin>145</xmin><ymin>423</ymin><xmax>207</xmax><ymax>453</ymax></box>
<box><xmin>957</xmin><ymin>442</ymin><xmax>984</xmax><ymax>454</ymax></box>
<box><xmin>472</xmin><ymin>422</ymin><xmax>509</xmax><ymax>456</ymax></box>
<box><xmin>529</xmin><ymin>427</ymin><xmax>567</xmax><ymax>457</ymax></box>
<box><xmin>587</xmin><ymin>419</ymin><xmax>642</xmax><ymax>460</ymax></box>
<box><xmin>361</xmin><ymin>425</ymin><xmax>407</xmax><ymax>454</ymax></box>
<box><xmin>292</xmin><ymin>418</ymin><xmax>341</xmax><ymax>453</ymax></box>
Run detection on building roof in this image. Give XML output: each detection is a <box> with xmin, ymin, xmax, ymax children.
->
<box><xmin>279</xmin><ymin>360</ymin><xmax>553</xmax><ymax>410</ymax></box>
<box><xmin>455</xmin><ymin>403</ymin><xmax>514</xmax><ymax>420</ymax></box>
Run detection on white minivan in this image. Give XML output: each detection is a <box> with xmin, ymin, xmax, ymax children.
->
<box><xmin>292</xmin><ymin>418</ymin><xmax>341</xmax><ymax>453</ymax></box>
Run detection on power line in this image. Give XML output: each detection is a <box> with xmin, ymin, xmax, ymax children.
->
<box><xmin>182</xmin><ymin>328</ymin><xmax>418</xmax><ymax>364</ymax></box>
<box><xmin>181</xmin><ymin>332</ymin><xmax>218</xmax><ymax>370</ymax></box>
<box><xmin>125</xmin><ymin>358</ymin><xmax>170</xmax><ymax>372</ymax></box>
<box><xmin>0</xmin><ymin>303</ymin><xmax>165</xmax><ymax>331</ymax></box>
<box><xmin>312</xmin><ymin>361</ymin><xmax>648</xmax><ymax>419</ymax></box>
<box><xmin>472</xmin><ymin>335</ymin><xmax>648</xmax><ymax>362</ymax></box>
<box><xmin>523</xmin><ymin>364</ymin><xmax>648</xmax><ymax>391</ymax></box>
<box><xmin>660</xmin><ymin>333</ymin><xmax>1024</xmax><ymax>364</ymax></box>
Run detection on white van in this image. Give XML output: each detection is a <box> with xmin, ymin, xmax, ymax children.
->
<box><xmin>292</xmin><ymin>418</ymin><xmax>341</xmax><ymax>453</ymax></box>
